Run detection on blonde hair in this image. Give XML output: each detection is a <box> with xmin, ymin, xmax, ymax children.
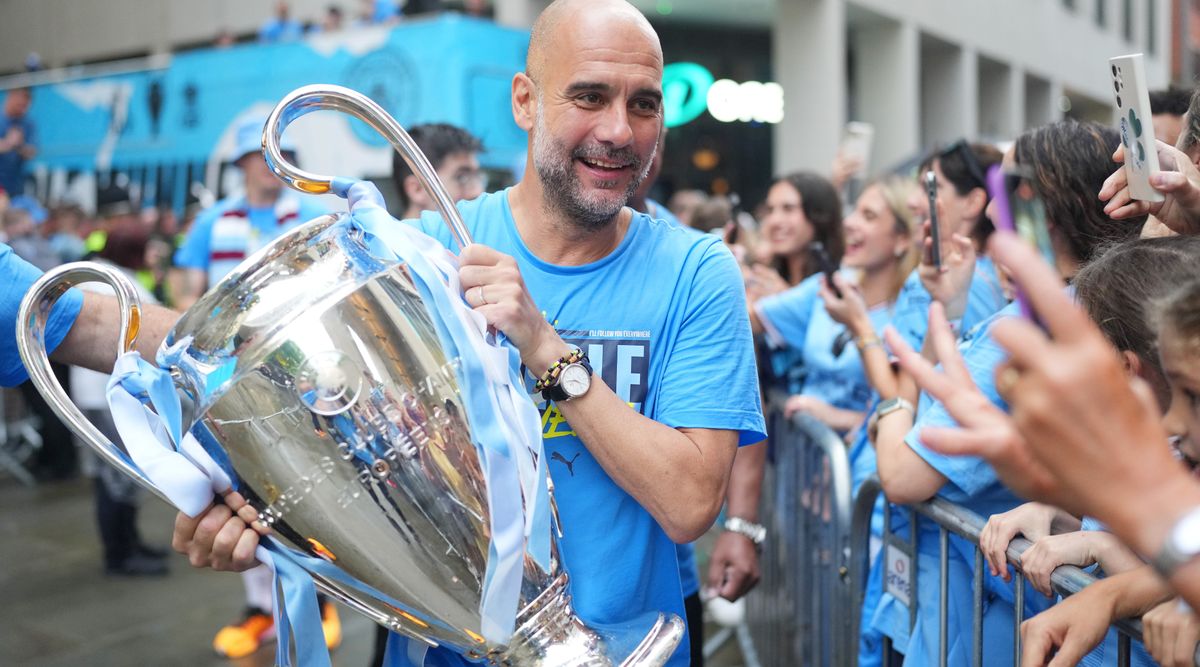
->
<box><xmin>865</xmin><ymin>176</ymin><xmax>920</xmax><ymax>302</ymax></box>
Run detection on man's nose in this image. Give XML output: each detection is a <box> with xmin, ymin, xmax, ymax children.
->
<box><xmin>594</xmin><ymin>103</ymin><xmax>634</xmax><ymax>147</ymax></box>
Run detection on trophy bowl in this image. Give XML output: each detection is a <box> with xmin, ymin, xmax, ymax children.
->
<box><xmin>16</xmin><ymin>85</ymin><xmax>684</xmax><ymax>666</ymax></box>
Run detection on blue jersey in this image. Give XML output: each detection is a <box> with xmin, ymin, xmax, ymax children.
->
<box><xmin>174</xmin><ymin>193</ymin><xmax>328</xmax><ymax>287</ymax></box>
<box><xmin>411</xmin><ymin>189</ymin><xmax>766</xmax><ymax>666</ymax></box>
<box><xmin>890</xmin><ymin>256</ymin><xmax>1008</xmax><ymax>351</ymax></box>
<box><xmin>1</xmin><ymin>242</ymin><xmax>83</xmax><ymax>387</ymax></box>
<box><xmin>756</xmin><ymin>273</ymin><xmax>894</xmax><ymax>419</ymax></box>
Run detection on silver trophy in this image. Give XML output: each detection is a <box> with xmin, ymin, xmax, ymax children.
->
<box><xmin>16</xmin><ymin>85</ymin><xmax>683</xmax><ymax>665</ymax></box>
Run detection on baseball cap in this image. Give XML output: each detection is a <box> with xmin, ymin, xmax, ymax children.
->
<box><xmin>233</xmin><ymin>114</ymin><xmax>298</xmax><ymax>163</ymax></box>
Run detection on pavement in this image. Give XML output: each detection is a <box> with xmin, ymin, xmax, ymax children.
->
<box><xmin>0</xmin><ymin>473</ymin><xmax>749</xmax><ymax>666</ymax></box>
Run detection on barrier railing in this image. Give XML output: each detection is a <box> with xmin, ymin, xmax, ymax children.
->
<box><xmin>848</xmin><ymin>475</ymin><xmax>1148</xmax><ymax>667</ymax></box>
<box><xmin>744</xmin><ymin>398</ymin><xmax>855</xmax><ymax>665</ymax></box>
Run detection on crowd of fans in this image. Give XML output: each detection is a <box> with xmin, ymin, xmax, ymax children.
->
<box><xmin>5</xmin><ymin>11</ymin><xmax>1200</xmax><ymax>666</ymax></box>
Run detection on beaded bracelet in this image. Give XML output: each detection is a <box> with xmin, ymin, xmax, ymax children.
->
<box><xmin>533</xmin><ymin>348</ymin><xmax>584</xmax><ymax>393</ymax></box>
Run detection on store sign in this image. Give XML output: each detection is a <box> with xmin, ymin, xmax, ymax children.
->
<box><xmin>662</xmin><ymin>62</ymin><xmax>784</xmax><ymax>127</ymax></box>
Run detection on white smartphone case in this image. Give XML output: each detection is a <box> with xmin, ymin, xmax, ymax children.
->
<box><xmin>1110</xmin><ymin>53</ymin><xmax>1164</xmax><ymax>203</ymax></box>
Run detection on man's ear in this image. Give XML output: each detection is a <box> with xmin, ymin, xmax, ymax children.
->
<box><xmin>404</xmin><ymin>174</ymin><xmax>425</xmax><ymax>206</ymax></box>
<box><xmin>512</xmin><ymin>72</ymin><xmax>536</xmax><ymax>132</ymax></box>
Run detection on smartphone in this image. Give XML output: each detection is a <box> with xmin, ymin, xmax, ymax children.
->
<box><xmin>987</xmin><ymin>164</ymin><xmax>1055</xmax><ymax>323</ymax></box>
<box><xmin>840</xmin><ymin>122</ymin><xmax>875</xmax><ymax>177</ymax></box>
<box><xmin>811</xmin><ymin>241</ymin><xmax>842</xmax><ymax>298</ymax></box>
<box><xmin>924</xmin><ymin>170</ymin><xmax>942</xmax><ymax>270</ymax></box>
<box><xmin>1109</xmin><ymin>54</ymin><xmax>1164</xmax><ymax>203</ymax></box>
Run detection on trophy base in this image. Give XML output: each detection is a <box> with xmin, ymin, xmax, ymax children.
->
<box><xmin>498</xmin><ymin>574</ymin><xmax>686</xmax><ymax>667</ymax></box>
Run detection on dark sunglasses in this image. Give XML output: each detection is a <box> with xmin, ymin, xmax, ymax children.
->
<box><xmin>937</xmin><ymin>139</ymin><xmax>988</xmax><ymax>190</ymax></box>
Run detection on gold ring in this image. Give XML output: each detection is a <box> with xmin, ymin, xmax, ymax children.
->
<box><xmin>996</xmin><ymin>366</ymin><xmax>1020</xmax><ymax>395</ymax></box>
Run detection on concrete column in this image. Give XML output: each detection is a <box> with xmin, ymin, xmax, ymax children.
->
<box><xmin>494</xmin><ymin>0</ymin><xmax>550</xmax><ymax>29</ymax></box>
<box><xmin>772</xmin><ymin>0</ymin><xmax>846</xmax><ymax>175</ymax></box>
<box><xmin>851</xmin><ymin>18</ymin><xmax>919</xmax><ymax>173</ymax></box>
<box><xmin>920</xmin><ymin>37</ymin><xmax>975</xmax><ymax>148</ymax></box>
<box><xmin>1048</xmin><ymin>79</ymin><xmax>1066</xmax><ymax>122</ymax></box>
<box><xmin>1007</xmin><ymin>64</ymin><xmax>1025</xmax><ymax>138</ymax></box>
<box><xmin>959</xmin><ymin>46</ymin><xmax>979</xmax><ymax>140</ymax></box>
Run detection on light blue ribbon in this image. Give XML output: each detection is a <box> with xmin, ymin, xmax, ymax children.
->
<box><xmin>105</xmin><ymin>351</ymin><xmax>329</xmax><ymax>667</ymax></box>
<box><xmin>331</xmin><ymin>178</ymin><xmax>550</xmax><ymax>651</ymax></box>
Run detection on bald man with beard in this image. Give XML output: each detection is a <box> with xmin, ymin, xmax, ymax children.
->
<box><xmin>172</xmin><ymin>2</ymin><xmax>765</xmax><ymax>665</ymax></box>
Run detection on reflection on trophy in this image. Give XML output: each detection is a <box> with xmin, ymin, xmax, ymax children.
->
<box><xmin>17</xmin><ymin>85</ymin><xmax>683</xmax><ymax>665</ymax></box>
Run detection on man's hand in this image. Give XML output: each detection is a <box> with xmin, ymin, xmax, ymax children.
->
<box><xmin>459</xmin><ymin>244</ymin><xmax>568</xmax><ymax>370</ymax></box>
<box><xmin>705</xmin><ymin>530</ymin><xmax>760</xmax><ymax>601</ymax></box>
<box><xmin>172</xmin><ymin>491</ymin><xmax>267</xmax><ymax>572</ymax></box>
<box><xmin>1099</xmin><ymin>141</ymin><xmax>1200</xmax><ymax>236</ymax></box>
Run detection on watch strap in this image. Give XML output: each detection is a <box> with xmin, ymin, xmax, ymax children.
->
<box><xmin>876</xmin><ymin>397</ymin><xmax>914</xmax><ymax>420</ymax></box>
<box><xmin>539</xmin><ymin>351</ymin><xmax>592</xmax><ymax>403</ymax></box>
<box><xmin>1151</xmin><ymin>505</ymin><xmax>1200</xmax><ymax>579</ymax></box>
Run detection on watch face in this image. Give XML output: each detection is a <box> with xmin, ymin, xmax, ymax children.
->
<box><xmin>560</xmin><ymin>364</ymin><xmax>591</xmax><ymax>397</ymax></box>
<box><xmin>1177</xmin><ymin>509</ymin><xmax>1200</xmax><ymax>552</ymax></box>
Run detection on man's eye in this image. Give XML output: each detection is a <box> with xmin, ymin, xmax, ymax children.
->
<box><xmin>634</xmin><ymin>99</ymin><xmax>661</xmax><ymax>113</ymax></box>
<box><xmin>578</xmin><ymin>93</ymin><xmax>602</xmax><ymax>105</ymax></box>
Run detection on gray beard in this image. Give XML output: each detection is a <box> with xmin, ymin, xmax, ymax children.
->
<box><xmin>531</xmin><ymin>104</ymin><xmax>655</xmax><ymax>232</ymax></box>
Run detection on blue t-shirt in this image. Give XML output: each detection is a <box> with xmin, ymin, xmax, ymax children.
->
<box><xmin>0</xmin><ymin>242</ymin><xmax>83</xmax><ymax>387</ymax></box>
<box><xmin>645</xmin><ymin>197</ymin><xmax>705</xmax><ymax>599</ymax></box>
<box><xmin>756</xmin><ymin>273</ymin><xmax>893</xmax><ymax>418</ymax></box>
<box><xmin>174</xmin><ymin>193</ymin><xmax>328</xmax><ymax>287</ymax></box>
<box><xmin>410</xmin><ymin>189</ymin><xmax>766</xmax><ymax>666</ymax></box>
<box><xmin>878</xmin><ymin>303</ymin><xmax>1052</xmax><ymax>666</ymax></box>
<box><xmin>0</xmin><ymin>114</ymin><xmax>34</xmax><ymax>196</ymax></box>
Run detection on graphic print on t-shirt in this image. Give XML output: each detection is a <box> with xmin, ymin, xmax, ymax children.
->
<box><xmin>536</xmin><ymin>329</ymin><xmax>651</xmax><ymax>443</ymax></box>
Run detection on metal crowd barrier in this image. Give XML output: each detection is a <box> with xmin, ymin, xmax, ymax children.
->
<box><xmin>744</xmin><ymin>399</ymin><xmax>855</xmax><ymax>665</ymax></box>
<box><xmin>0</xmin><ymin>386</ymin><xmax>41</xmax><ymax>485</ymax></box>
<box><xmin>848</xmin><ymin>476</ymin><xmax>1150</xmax><ymax>667</ymax></box>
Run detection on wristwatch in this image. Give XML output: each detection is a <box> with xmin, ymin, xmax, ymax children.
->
<box><xmin>1151</xmin><ymin>505</ymin><xmax>1200</xmax><ymax>579</ymax></box>
<box><xmin>875</xmin><ymin>397</ymin><xmax>914</xmax><ymax>420</ymax></box>
<box><xmin>724</xmin><ymin>517</ymin><xmax>766</xmax><ymax>551</ymax></box>
<box><xmin>540</xmin><ymin>350</ymin><xmax>593</xmax><ymax>403</ymax></box>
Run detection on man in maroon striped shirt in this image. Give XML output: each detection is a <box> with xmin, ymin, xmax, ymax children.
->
<box><xmin>171</xmin><ymin>114</ymin><xmax>327</xmax><ymax>311</ymax></box>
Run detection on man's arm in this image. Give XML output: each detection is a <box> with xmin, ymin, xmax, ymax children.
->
<box><xmin>707</xmin><ymin>440</ymin><xmax>766</xmax><ymax>600</ymax></box>
<box><xmin>458</xmin><ymin>242</ymin><xmax>755</xmax><ymax>543</ymax></box>
<box><xmin>52</xmin><ymin>290</ymin><xmax>178</xmax><ymax>372</ymax></box>
<box><xmin>552</xmin><ymin>372</ymin><xmax>738</xmax><ymax>542</ymax></box>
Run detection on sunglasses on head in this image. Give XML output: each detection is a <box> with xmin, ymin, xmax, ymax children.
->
<box><xmin>937</xmin><ymin>139</ymin><xmax>988</xmax><ymax>190</ymax></box>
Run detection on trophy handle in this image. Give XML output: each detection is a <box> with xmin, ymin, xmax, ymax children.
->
<box><xmin>262</xmin><ymin>84</ymin><xmax>474</xmax><ymax>250</ymax></box>
<box><xmin>15</xmin><ymin>262</ymin><xmax>174</xmax><ymax>506</ymax></box>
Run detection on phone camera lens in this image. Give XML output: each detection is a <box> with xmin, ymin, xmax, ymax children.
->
<box><xmin>1116</xmin><ymin>95</ymin><xmax>1122</xmax><ymax>108</ymax></box>
<box><xmin>1111</xmin><ymin>65</ymin><xmax>1118</xmax><ymax>76</ymax></box>
<box><xmin>1113</xmin><ymin>80</ymin><xmax>1120</xmax><ymax>93</ymax></box>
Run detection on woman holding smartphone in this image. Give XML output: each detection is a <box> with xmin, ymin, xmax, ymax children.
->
<box><xmin>753</xmin><ymin>177</ymin><xmax>919</xmax><ymax>434</ymax></box>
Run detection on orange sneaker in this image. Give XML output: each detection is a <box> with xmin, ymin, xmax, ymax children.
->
<box><xmin>213</xmin><ymin>607</ymin><xmax>276</xmax><ymax>659</ymax></box>
<box><xmin>321</xmin><ymin>601</ymin><xmax>342</xmax><ymax>651</ymax></box>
